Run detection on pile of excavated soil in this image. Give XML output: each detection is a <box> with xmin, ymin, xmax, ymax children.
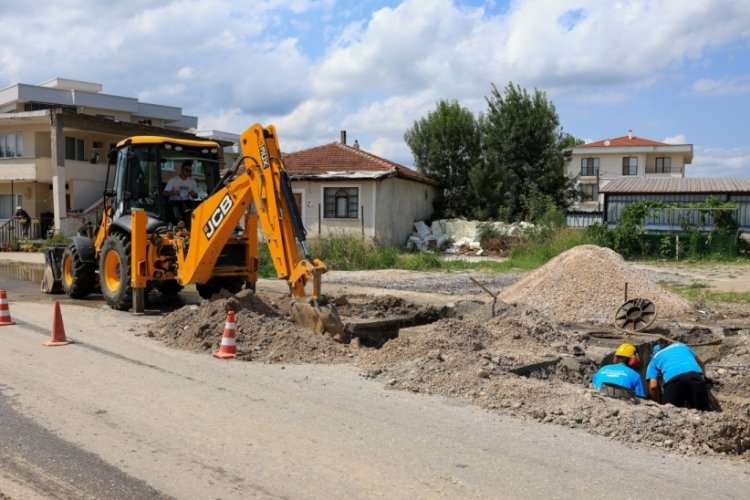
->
<box><xmin>359</xmin><ymin>305</ymin><xmax>750</xmax><ymax>458</ymax></box>
<box><xmin>498</xmin><ymin>245</ymin><xmax>693</xmax><ymax>324</ymax></box>
<box><xmin>145</xmin><ymin>245</ymin><xmax>750</xmax><ymax>460</ymax></box>
<box><xmin>147</xmin><ymin>290</ymin><xmax>356</xmax><ymax>363</ymax></box>
<box><xmin>146</xmin><ymin>290</ymin><xmax>443</xmax><ymax>363</ymax></box>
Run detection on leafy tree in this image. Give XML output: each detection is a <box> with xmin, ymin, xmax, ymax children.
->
<box><xmin>404</xmin><ymin>99</ymin><xmax>481</xmax><ymax>218</ymax></box>
<box><xmin>475</xmin><ymin>82</ymin><xmax>573</xmax><ymax>221</ymax></box>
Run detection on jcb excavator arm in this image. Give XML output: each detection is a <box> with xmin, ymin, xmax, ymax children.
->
<box><xmin>174</xmin><ymin>123</ymin><xmax>344</xmax><ymax>338</ymax></box>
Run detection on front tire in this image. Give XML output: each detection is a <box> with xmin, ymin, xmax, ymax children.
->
<box><xmin>99</xmin><ymin>233</ymin><xmax>133</xmax><ymax>311</ymax></box>
<box><xmin>61</xmin><ymin>244</ymin><xmax>96</xmax><ymax>298</ymax></box>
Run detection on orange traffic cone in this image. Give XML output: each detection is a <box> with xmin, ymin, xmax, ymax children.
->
<box><xmin>44</xmin><ymin>301</ymin><xmax>72</xmax><ymax>346</ymax></box>
<box><xmin>213</xmin><ymin>310</ymin><xmax>237</xmax><ymax>359</ymax></box>
<box><xmin>0</xmin><ymin>290</ymin><xmax>15</xmax><ymax>326</ymax></box>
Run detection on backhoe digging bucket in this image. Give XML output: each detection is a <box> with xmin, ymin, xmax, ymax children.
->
<box><xmin>41</xmin><ymin>246</ymin><xmax>64</xmax><ymax>294</ymax></box>
<box><xmin>291</xmin><ymin>299</ymin><xmax>347</xmax><ymax>343</ymax></box>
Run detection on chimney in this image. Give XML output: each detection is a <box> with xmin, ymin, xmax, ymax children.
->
<box><xmin>353</xmin><ymin>139</ymin><xmax>359</xmax><ymax>150</ymax></box>
<box><xmin>340</xmin><ymin>130</ymin><xmax>346</xmax><ymax>145</ymax></box>
<box><xmin>628</xmin><ymin>129</ymin><xmax>633</xmax><ymax>140</ymax></box>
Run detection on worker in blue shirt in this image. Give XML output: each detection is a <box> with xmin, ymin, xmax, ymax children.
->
<box><xmin>592</xmin><ymin>343</ymin><xmax>646</xmax><ymax>398</ymax></box>
<box><xmin>646</xmin><ymin>341</ymin><xmax>710</xmax><ymax>410</ymax></box>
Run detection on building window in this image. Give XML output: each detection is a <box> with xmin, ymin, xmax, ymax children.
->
<box><xmin>324</xmin><ymin>187</ymin><xmax>358</xmax><ymax>218</ymax></box>
<box><xmin>622</xmin><ymin>157</ymin><xmax>637</xmax><ymax>176</ymax></box>
<box><xmin>580</xmin><ymin>157</ymin><xmax>599</xmax><ymax>176</ymax></box>
<box><xmin>0</xmin><ymin>194</ymin><xmax>22</xmax><ymax>218</ymax></box>
<box><xmin>0</xmin><ymin>133</ymin><xmax>23</xmax><ymax>158</ymax></box>
<box><xmin>655</xmin><ymin>157</ymin><xmax>671</xmax><ymax>173</ymax></box>
<box><xmin>65</xmin><ymin>136</ymin><xmax>85</xmax><ymax>161</ymax></box>
<box><xmin>580</xmin><ymin>183</ymin><xmax>599</xmax><ymax>201</ymax></box>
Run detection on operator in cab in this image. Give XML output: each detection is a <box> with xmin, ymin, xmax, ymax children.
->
<box><xmin>164</xmin><ymin>160</ymin><xmax>198</xmax><ymax>227</ymax></box>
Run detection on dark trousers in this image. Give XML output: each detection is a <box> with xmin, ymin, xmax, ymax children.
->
<box><xmin>167</xmin><ymin>200</ymin><xmax>193</xmax><ymax>227</ymax></box>
<box><xmin>662</xmin><ymin>371</ymin><xmax>710</xmax><ymax>411</ymax></box>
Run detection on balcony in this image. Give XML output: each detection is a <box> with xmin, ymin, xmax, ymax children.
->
<box><xmin>645</xmin><ymin>165</ymin><xmax>683</xmax><ymax>175</ymax></box>
<box><xmin>0</xmin><ymin>157</ymin><xmax>41</xmax><ymax>181</ymax></box>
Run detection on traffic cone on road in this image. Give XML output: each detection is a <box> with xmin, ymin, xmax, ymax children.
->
<box><xmin>213</xmin><ymin>310</ymin><xmax>237</xmax><ymax>359</ymax></box>
<box><xmin>44</xmin><ymin>301</ymin><xmax>71</xmax><ymax>346</ymax></box>
<box><xmin>0</xmin><ymin>290</ymin><xmax>15</xmax><ymax>326</ymax></box>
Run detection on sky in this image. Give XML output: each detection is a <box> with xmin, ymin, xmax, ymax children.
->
<box><xmin>1</xmin><ymin>0</ymin><xmax>749</xmax><ymax>177</ymax></box>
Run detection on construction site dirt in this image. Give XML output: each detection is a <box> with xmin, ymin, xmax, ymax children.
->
<box><xmin>146</xmin><ymin>245</ymin><xmax>750</xmax><ymax>462</ymax></box>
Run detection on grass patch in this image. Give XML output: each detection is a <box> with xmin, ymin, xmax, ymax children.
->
<box><xmin>255</xmin><ymin>227</ymin><xmax>598</xmax><ymax>277</ymax></box>
<box><xmin>662</xmin><ymin>280</ymin><xmax>750</xmax><ymax>304</ymax></box>
<box><xmin>505</xmin><ymin>227</ymin><xmax>590</xmax><ymax>270</ymax></box>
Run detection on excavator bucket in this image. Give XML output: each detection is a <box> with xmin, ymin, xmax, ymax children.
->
<box><xmin>40</xmin><ymin>246</ymin><xmax>64</xmax><ymax>294</ymax></box>
<box><xmin>291</xmin><ymin>299</ymin><xmax>347</xmax><ymax>343</ymax></box>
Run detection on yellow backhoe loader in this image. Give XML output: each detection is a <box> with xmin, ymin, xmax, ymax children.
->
<box><xmin>42</xmin><ymin>123</ymin><xmax>343</xmax><ymax>339</ymax></box>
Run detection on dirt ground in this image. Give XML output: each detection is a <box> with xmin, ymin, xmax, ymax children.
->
<box><xmin>146</xmin><ymin>245</ymin><xmax>750</xmax><ymax>461</ymax></box>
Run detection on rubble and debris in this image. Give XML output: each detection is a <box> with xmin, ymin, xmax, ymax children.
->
<box><xmin>406</xmin><ymin>218</ymin><xmax>535</xmax><ymax>255</ymax></box>
<box><xmin>146</xmin><ymin>245</ymin><xmax>750</xmax><ymax>460</ymax></box>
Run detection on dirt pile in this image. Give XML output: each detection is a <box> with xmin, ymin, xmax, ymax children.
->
<box><xmin>359</xmin><ymin>305</ymin><xmax>750</xmax><ymax>457</ymax></box>
<box><xmin>145</xmin><ymin>246</ymin><xmax>750</xmax><ymax>460</ymax></box>
<box><xmin>498</xmin><ymin>245</ymin><xmax>693</xmax><ymax>324</ymax></box>
<box><xmin>147</xmin><ymin>290</ymin><xmax>356</xmax><ymax>363</ymax></box>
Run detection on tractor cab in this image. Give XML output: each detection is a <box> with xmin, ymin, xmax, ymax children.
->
<box><xmin>108</xmin><ymin>137</ymin><xmax>222</xmax><ymax>231</ymax></box>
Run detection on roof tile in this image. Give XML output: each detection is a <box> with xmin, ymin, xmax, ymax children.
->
<box><xmin>585</xmin><ymin>135</ymin><xmax>667</xmax><ymax>147</ymax></box>
<box><xmin>282</xmin><ymin>142</ymin><xmax>439</xmax><ymax>186</ymax></box>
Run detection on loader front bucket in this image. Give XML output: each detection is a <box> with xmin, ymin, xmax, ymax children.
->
<box><xmin>40</xmin><ymin>246</ymin><xmax>64</xmax><ymax>294</ymax></box>
<box><xmin>291</xmin><ymin>299</ymin><xmax>348</xmax><ymax>343</ymax></box>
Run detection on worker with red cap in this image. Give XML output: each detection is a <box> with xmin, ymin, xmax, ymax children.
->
<box><xmin>592</xmin><ymin>342</ymin><xmax>646</xmax><ymax>399</ymax></box>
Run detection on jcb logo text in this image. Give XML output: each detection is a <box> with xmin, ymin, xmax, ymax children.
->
<box><xmin>203</xmin><ymin>194</ymin><xmax>234</xmax><ymax>240</ymax></box>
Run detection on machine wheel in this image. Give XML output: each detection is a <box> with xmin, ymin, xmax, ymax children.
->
<box><xmin>196</xmin><ymin>277</ymin><xmax>244</xmax><ymax>299</ymax></box>
<box><xmin>155</xmin><ymin>280</ymin><xmax>183</xmax><ymax>296</ymax></box>
<box><xmin>99</xmin><ymin>232</ymin><xmax>133</xmax><ymax>311</ymax></box>
<box><xmin>61</xmin><ymin>244</ymin><xmax>96</xmax><ymax>298</ymax></box>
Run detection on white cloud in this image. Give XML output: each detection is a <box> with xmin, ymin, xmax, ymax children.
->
<box><xmin>0</xmin><ymin>0</ymin><xmax>749</xmax><ymax>173</ymax></box>
<box><xmin>690</xmin><ymin>147</ymin><xmax>750</xmax><ymax>178</ymax></box>
<box><xmin>691</xmin><ymin>76</ymin><xmax>750</xmax><ymax>95</ymax></box>
<box><xmin>663</xmin><ymin>134</ymin><xmax>688</xmax><ymax>145</ymax></box>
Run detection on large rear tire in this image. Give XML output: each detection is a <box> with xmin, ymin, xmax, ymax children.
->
<box><xmin>61</xmin><ymin>244</ymin><xmax>96</xmax><ymax>298</ymax></box>
<box><xmin>99</xmin><ymin>233</ymin><xmax>133</xmax><ymax>311</ymax></box>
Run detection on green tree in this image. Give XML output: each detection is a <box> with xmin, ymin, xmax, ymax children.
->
<box><xmin>404</xmin><ymin>99</ymin><xmax>481</xmax><ymax>218</ymax></box>
<box><xmin>475</xmin><ymin>82</ymin><xmax>572</xmax><ymax>221</ymax></box>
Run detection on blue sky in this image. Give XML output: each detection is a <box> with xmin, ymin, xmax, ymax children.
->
<box><xmin>1</xmin><ymin>0</ymin><xmax>749</xmax><ymax>177</ymax></box>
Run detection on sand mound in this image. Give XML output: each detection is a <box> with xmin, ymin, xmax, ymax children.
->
<box><xmin>498</xmin><ymin>245</ymin><xmax>692</xmax><ymax>324</ymax></box>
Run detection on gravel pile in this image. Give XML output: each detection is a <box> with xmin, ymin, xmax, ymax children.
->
<box><xmin>498</xmin><ymin>245</ymin><xmax>693</xmax><ymax>324</ymax></box>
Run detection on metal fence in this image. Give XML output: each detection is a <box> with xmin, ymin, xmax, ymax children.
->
<box><xmin>0</xmin><ymin>215</ymin><xmax>55</xmax><ymax>248</ymax></box>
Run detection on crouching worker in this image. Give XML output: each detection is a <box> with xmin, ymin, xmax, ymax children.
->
<box><xmin>592</xmin><ymin>343</ymin><xmax>646</xmax><ymax>399</ymax></box>
<box><xmin>646</xmin><ymin>341</ymin><xmax>710</xmax><ymax>411</ymax></box>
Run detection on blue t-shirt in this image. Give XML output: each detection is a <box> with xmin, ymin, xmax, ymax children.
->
<box><xmin>592</xmin><ymin>363</ymin><xmax>646</xmax><ymax>397</ymax></box>
<box><xmin>646</xmin><ymin>342</ymin><xmax>702</xmax><ymax>384</ymax></box>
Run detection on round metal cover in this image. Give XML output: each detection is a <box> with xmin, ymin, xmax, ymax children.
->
<box><xmin>614</xmin><ymin>297</ymin><xmax>656</xmax><ymax>332</ymax></box>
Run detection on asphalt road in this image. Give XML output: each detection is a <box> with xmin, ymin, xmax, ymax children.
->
<box><xmin>1</xmin><ymin>271</ymin><xmax>749</xmax><ymax>499</ymax></box>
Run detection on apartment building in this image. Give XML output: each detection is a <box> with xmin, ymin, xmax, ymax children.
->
<box><xmin>567</xmin><ymin>130</ymin><xmax>692</xmax><ymax>201</ymax></box>
<box><xmin>0</xmin><ymin>77</ymin><xmax>203</xmax><ymax>236</ymax></box>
